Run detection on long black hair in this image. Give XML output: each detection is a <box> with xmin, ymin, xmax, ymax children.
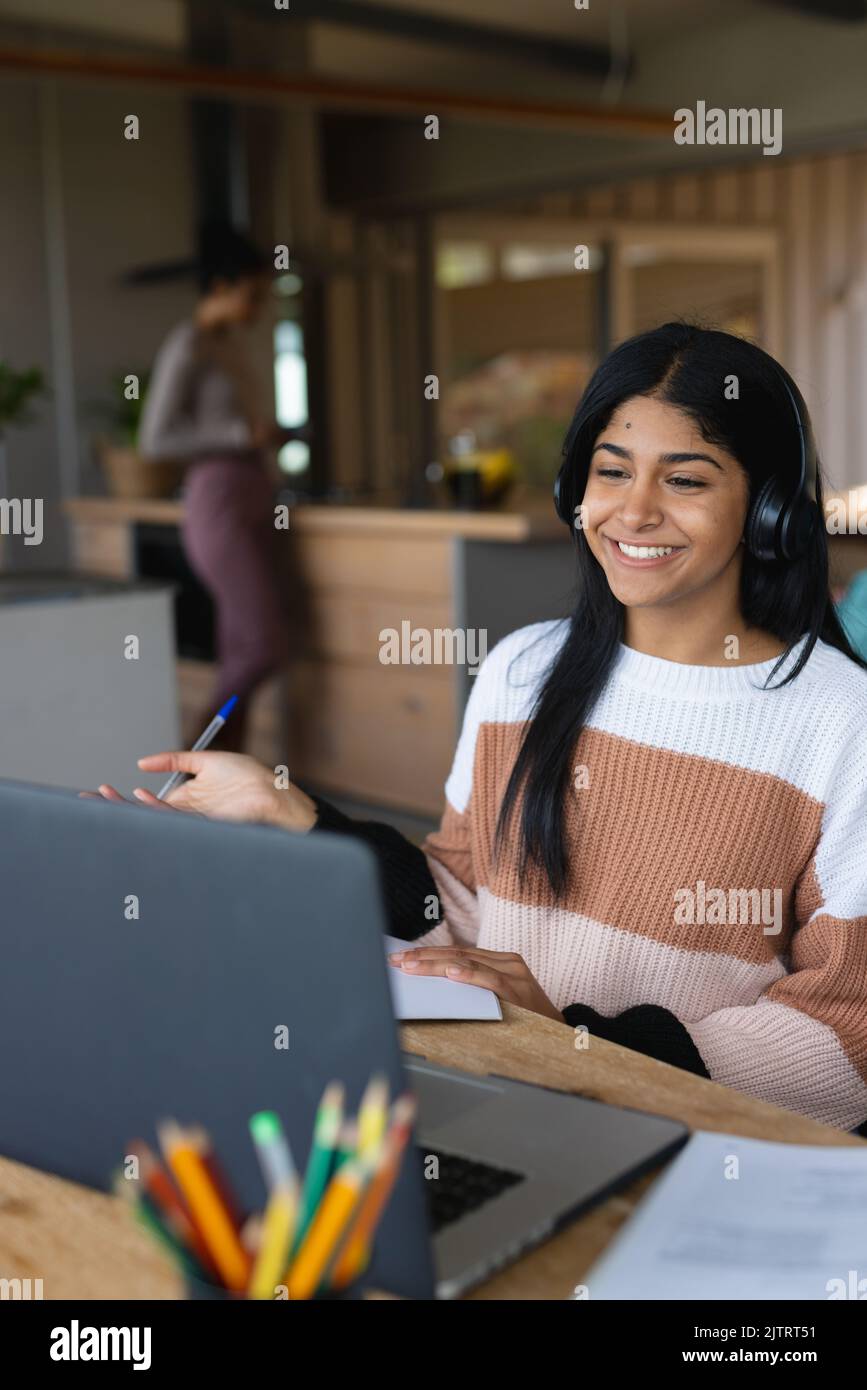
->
<box><xmin>496</xmin><ymin>321</ymin><xmax>866</xmax><ymax>897</ymax></box>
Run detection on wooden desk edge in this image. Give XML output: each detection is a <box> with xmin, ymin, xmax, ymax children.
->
<box><xmin>402</xmin><ymin>1003</ymin><xmax>865</xmax><ymax>1148</ymax></box>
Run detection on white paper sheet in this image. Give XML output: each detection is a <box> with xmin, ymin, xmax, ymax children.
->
<box><xmin>383</xmin><ymin>935</ymin><xmax>502</xmax><ymax>1021</ymax></box>
<box><xmin>585</xmin><ymin>1129</ymin><xmax>867</xmax><ymax>1300</ymax></box>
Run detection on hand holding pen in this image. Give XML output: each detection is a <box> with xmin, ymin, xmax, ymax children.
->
<box><xmin>82</xmin><ymin>696</ymin><xmax>318</xmax><ymax>829</ymax></box>
<box><xmin>156</xmin><ymin>696</ymin><xmax>238</xmax><ymax>799</ymax></box>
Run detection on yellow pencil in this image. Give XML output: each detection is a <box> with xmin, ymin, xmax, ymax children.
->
<box><xmin>285</xmin><ymin>1156</ymin><xmax>370</xmax><ymax>1300</ymax></box>
<box><xmin>357</xmin><ymin>1074</ymin><xmax>389</xmax><ymax>1161</ymax></box>
<box><xmin>157</xmin><ymin>1121</ymin><xmax>251</xmax><ymax>1293</ymax></box>
<box><xmin>248</xmin><ymin>1183</ymin><xmax>298</xmax><ymax>1300</ymax></box>
<box><xmin>331</xmin><ymin>1094</ymin><xmax>416</xmax><ymax>1288</ymax></box>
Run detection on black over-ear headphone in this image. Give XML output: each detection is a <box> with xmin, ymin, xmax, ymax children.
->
<box><xmin>554</xmin><ymin>370</ymin><xmax>820</xmax><ymax>563</ymax></box>
<box><xmin>743</xmin><ymin>374</ymin><xmax>818</xmax><ymax>562</ymax></box>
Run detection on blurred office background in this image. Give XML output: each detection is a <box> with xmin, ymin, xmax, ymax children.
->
<box><xmin>2</xmin><ymin>0</ymin><xmax>867</xmax><ymax>827</ymax></box>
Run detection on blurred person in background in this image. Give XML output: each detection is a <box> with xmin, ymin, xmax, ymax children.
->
<box><xmin>139</xmin><ymin>223</ymin><xmax>299</xmax><ymax>751</ymax></box>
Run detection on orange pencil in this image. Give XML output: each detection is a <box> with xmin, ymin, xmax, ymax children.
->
<box><xmin>158</xmin><ymin>1121</ymin><xmax>251</xmax><ymax>1292</ymax></box>
<box><xmin>129</xmin><ymin>1139</ymin><xmax>220</xmax><ymax>1280</ymax></box>
<box><xmin>330</xmin><ymin>1094</ymin><xmax>416</xmax><ymax>1288</ymax></box>
<box><xmin>197</xmin><ymin>1131</ymin><xmax>245</xmax><ymax>1233</ymax></box>
<box><xmin>285</xmin><ymin>1156</ymin><xmax>371</xmax><ymax>1300</ymax></box>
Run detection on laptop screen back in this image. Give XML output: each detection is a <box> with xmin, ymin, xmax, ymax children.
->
<box><xmin>0</xmin><ymin>781</ymin><xmax>435</xmax><ymax>1299</ymax></box>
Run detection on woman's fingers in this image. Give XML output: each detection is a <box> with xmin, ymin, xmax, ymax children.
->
<box><xmin>137</xmin><ymin>750</ymin><xmax>209</xmax><ymax>776</ymax></box>
<box><xmin>394</xmin><ymin>955</ymin><xmax>514</xmax><ymax>996</ymax></box>
<box><xmin>440</xmin><ymin>962</ymin><xmax>514</xmax><ymax>994</ymax></box>
<box><xmin>389</xmin><ymin>946</ymin><xmax>527</xmax><ymax>975</ymax></box>
<box><xmin>132</xmin><ymin>788</ymin><xmax>176</xmax><ymax>811</ymax></box>
<box><xmin>96</xmin><ymin>784</ymin><xmax>128</xmax><ymax>803</ymax></box>
<box><xmin>80</xmin><ymin>782</ymin><xmax>191</xmax><ymax>812</ymax></box>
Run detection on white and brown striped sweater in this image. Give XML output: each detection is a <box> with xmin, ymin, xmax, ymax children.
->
<box><xmin>313</xmin><ymin>622</ymin><xmax>867</xmax><ymax>1131</ymax></box>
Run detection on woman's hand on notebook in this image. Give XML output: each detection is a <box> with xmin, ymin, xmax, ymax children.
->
<box><xmin>129</xmin><ymin>751</ymin><xmax>318</xmax><ymax>831</ymax></box>
<box><xmin>387</xmin><ymin>946</ymin><xmax>565</xmax><ymax>1022</ymax></box>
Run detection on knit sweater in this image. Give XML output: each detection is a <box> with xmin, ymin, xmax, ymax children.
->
<box><xmin>317</xmin><ymin>621</ymin><xmax>867</xmax><ymax>1132</ymax></box>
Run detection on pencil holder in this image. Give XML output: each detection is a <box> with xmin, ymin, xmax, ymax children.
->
<box><xmin>183</xmin><ymin>1273</ymin><xmax>368</xmax><ymax>1301</ymax></box>
<box><xmin>184</xmin><ymin>1274</ymin><xmax>242</xmax><ymax>1301</ymax></box>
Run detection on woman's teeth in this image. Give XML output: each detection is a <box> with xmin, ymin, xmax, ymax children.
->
<box><xmin>617</xmin><ymin>541</ymin><xmax>677</xmax><ymax>559</ymax></box>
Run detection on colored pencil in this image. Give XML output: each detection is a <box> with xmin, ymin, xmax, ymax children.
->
<box><xmin>330</xmin><ymin>1094</ymin><xmax>416</xmax><ymax>1288</ymax></box>
<box><xmin>129</xmin><ymin>1139</ymin><xmax>219</xmax><ymax>1279</ymax></box>
<box><xmin>248</xmin><ymin>1110</ymin><xmax>297</xmax><ymax>1193</ymax></box>
<box><xmin>195</xmin><ymin>1127</ymin><xmax>245</xmax><ymax>1232</ymax></box>
<box><xmin>248</xmin><ymin>1109</ymin><xmax>300</xmax><ymax>1298</ymax></box>
<box><xmin>113</xmin><ymin>1173</ymin><xmax>207</xmax><ymax>1282</ymax></box>
<box><xmin>158</xmin><ymin>1121</ymin><xmax>251</xmax><ymax>1292</ymax></box>
<box><xmin>293</xmin><ymin>1082</ymin><xmax>344</xmax><ymax>1251</ymax></box>
<box><xmin>286</xmin><ymin>1155</ymin><xmax>371</xmax><ymax>1300</ymax></box>
<box><xmin>249</xmin><ymin>1185</ymin><xmax>298</xmax><ymax>1300</ymax></box>
<box><xmin>357</xmin><ymin>1075</ymin><xmax>389</xmax><ymax>1161</ymax></box>
<box><xmin>128</xmin><ymin>1075</ymin><xmax>413</xmax><ymax>1299</ymax></box>
<box><xmin>334</xmin><ymin>1119</ymin><xmax>358</xmax><ymax>1170</ymax></box>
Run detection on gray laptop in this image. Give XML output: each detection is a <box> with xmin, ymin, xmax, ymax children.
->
<box><xmin>0</xmin><ymin>780</ymin><xmax>688</xmax><ymax>1299</ymax></box>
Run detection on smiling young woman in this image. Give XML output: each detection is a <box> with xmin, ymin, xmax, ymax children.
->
<box><xmin>102</xmin><ymin>323</ymin><xmax>867</xmax><ymax>1134</ymax></box>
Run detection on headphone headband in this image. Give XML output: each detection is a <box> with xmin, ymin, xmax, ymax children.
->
<box><xmin>776</xmin><ymin>372</ymin><xmax>817</xmax><ymax>504</ymax></box>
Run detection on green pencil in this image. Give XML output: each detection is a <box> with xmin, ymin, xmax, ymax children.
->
<box><xmin>292</xmin><ymin>1081</ymin><xmax>344</xmax><ymax>1252</ymax></box>
<box><xmin>114</xmin><ymin>1172</ymin><xmax>208</xmax><ymax>1283</ymax></box>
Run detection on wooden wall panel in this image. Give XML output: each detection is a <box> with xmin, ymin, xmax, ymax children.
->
<box><xmin>559</xmin><ymin>149</ymin><xmax>867</xmax><ymax>486</ymax></box>
<box><xmin>821</xmin><ymin>157</ymin><xmax>850</xmax><ymax>489</ymax></box>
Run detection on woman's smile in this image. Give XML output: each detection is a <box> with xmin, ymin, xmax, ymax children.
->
<box><xmin>603</xmin><ymin>535</ymin><xmax>688</xmax><ymax>568</ymax></box>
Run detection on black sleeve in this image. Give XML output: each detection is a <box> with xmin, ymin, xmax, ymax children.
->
<box><xmin>563</xmin><ymin>1002</ymin><xmax>711</xmax><ymax>1079</ymax></box>
<box><xmin>310</xmin><ymin>795</ymin><xmax>442</xmax><ymax>942</ymax></box>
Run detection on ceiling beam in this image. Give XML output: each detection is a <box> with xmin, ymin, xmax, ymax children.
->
<box><xmin>763</xmin><ymin>0</ymin><xmax>867</xmax><ymax>19</ymax></box>
<box><xmin>0</xmin><ymin>44</ymin><xmax>669</xmax><ymax>138</ymax></box>
<box><xmin>229</xmin><ymin>0</ymin><xmax>628</xmax><ymax>79</ymax></box>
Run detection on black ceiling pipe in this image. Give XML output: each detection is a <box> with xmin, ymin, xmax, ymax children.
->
<box><xmin>186</xmin><ymin>0</ymin><xmax>249</xmax><ymax>231</ymax></box>
<box><xmin>230</xmin><ymin>0</ymin><xmax>630</xmax><ymax>79</ymax></box>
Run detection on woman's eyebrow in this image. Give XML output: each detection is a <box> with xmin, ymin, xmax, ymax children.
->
<box><xmin>591</xmin><ymin>441</ymin><xmax>724</xmax><ymax>471</ymax></box>
<box><xmin>591</xmin><ymin>441</ymin><xmax>632</xmax><ymax>459</ymax></box>
<box><xmin>659</xmin><ymin>450</ymin><xmax>724</xmax><ymax>471</ymax></box>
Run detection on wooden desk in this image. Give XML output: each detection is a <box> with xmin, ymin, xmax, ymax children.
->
<box><xmin>1</xmin><ymin>1006</ymin><xmax>862</xmax><ymax>1300</ymax></box>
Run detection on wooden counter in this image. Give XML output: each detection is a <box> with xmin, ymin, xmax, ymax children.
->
<box><xmin>63</xmin><ymin>495</ymin><xmax>565</xmax><ymax>542</ymax></box>
<box><xmin>62</xmin><ymin>496</ymin><xmax>573</xmax><ymax>816</ymax></box>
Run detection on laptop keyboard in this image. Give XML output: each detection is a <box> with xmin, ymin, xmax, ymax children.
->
<box><xmin>418</xmin><ymin>1147</ymin><xmax>525</xmax><ymax>1232</ymax></box>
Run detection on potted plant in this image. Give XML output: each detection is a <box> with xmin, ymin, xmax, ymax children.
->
<box><xmin>0</xmin><ymin>362</ymin><xmax>45</xmax><ymax>498</ymax></box>
<box><xmin>91</xmin><ymin>370</ymin><xmax>182</xmax><ymax>499</ymax></box>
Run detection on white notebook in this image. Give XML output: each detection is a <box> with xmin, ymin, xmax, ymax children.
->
<box><xmin>585</xmin><ymin>1129</ymin><xmax>867</xmax><ymax>1300</ymax></box>
<box><xmin>383</xmin><ymin>935</ymin><xmax>502</xmax><ymax>1021</ymax></box>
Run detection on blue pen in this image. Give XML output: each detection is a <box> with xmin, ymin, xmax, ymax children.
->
<box><xmin>156</xmin><ymin>695</ymin><xmax>238</xmax><ymax>800</ymax></box>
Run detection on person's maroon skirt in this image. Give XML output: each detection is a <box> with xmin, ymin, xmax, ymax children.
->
<box><xmin>181</xmin><ymin>456</ymin><xmax>288</xmax><ymax>748</ymax></box>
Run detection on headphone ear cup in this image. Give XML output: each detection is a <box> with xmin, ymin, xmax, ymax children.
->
<box><xmin>778</xmin><ymin>496</ymin><xmax>819</xmax><ymax>561</ymax></box>
<box><xmin>553</xmin><ymin>469</ymin><xmax>571</xmax><ymax>526</ymax></box>
<box><xmin>745</xmin><ymin>478</ymin><xmax>783</xmax><ymax>562</ymax></box>
<box><xmin>747</xmin><ymin>479</ymin><xmax>820</xmax><ymax>562</ymax></box>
